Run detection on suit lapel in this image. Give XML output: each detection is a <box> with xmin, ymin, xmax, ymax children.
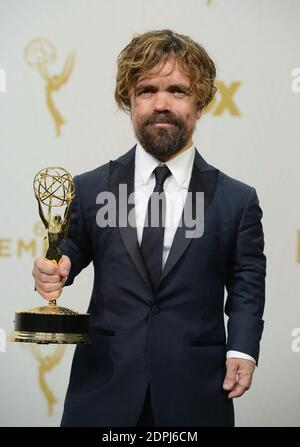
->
<box><xmin>159</xmin><ymin>150</ymin><xmax>219</xmax><ymax>285</ymax></box>
<box><xmin>108</xmin><ymin>145</ymin><xmax>152</xmax><ymax>289</ymax></box>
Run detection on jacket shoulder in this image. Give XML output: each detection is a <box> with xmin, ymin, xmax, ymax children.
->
<box><xmin>195</xmin><ymin>150</ymin><xmax>254</xmax><ymax>198</ymax></box>
<box><xmin>78</xmin><ymin>160</ymin><xmax>109</xmax><ymax>183</ymax></box>
<box><xmin>74</xmin><ymin>146</ymin><xmax>136</xmax><ymax>190</ymax></box>
<box><xmin>211</xmin><ymin>170</ymin><xmax>259</xmax><ymax>221</ymax></box>
<box><xmin>218</xmin><ymin>171</ymin><xmax>254</xmax><ymax>196</ymax></box>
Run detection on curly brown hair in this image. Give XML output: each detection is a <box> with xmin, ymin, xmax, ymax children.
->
<box><xmin>115</xmin><ymin>29</ymin><xmax>217</xmax><ymax>113</ymax></box>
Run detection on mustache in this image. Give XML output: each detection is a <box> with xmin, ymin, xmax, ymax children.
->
<box><xmin>142</xmin><ymin>113</ymin><xmax>181</xmax><ymax>126</ymax></box>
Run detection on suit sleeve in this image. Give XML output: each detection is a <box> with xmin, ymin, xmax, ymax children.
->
<box><xmin>60</xmin><ymin>175</ymin><xmax>92</xmax><ymax>285</ymax></box>
<box><xmin>225</xmin><ymin>187</ymin><xmax>266</xmax><ymax>364</ymax></box>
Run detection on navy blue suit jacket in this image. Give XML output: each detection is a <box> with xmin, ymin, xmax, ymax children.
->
<box><xmin>60</xmin><ymin>145</ymin><xmax>266</xmax><ymax>427</ymax></box>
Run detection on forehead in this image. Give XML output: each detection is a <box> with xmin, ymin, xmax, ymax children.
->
<box><xmin>135</xmin><ymin>56</ymin><xmax>191</xmax><ymax>85</ymax></box>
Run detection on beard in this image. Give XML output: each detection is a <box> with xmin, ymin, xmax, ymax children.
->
<box><xmin>134</xmin><ymin>112</ymin><xmax>194</xmax><ymax>159</ymax></box>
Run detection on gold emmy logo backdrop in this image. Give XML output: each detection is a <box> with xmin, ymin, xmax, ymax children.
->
<box><xmin>24</xmin><ymin>38</ymin><xmax>75</xmax><ymax>136</ymax></box>
<box><xmin>30</xmin><ymin>345</ymin><xmax>65</xmax><ymax>415</ymax></box>
<box><xmin>0</xmin><ymin>223</ymin><xmax>45</xmax><ymax>259</ymax></box>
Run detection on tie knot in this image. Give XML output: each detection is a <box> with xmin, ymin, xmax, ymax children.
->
<box><xmin>154</xmin><ymin>165</ymin><xmax>171</xmax><ymax>187</ymax></box>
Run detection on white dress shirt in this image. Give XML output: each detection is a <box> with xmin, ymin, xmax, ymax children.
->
<box><xmin>134</xmin><ymin>142</ymin><xmax>256</xmax><ymax>365</ymax></box>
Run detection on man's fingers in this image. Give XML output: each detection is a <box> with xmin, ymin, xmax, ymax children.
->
<box><xmin>58</xmin><ymin>255</ymin><xmax>71</xmax><ymax>278</ymax></box>
<box><xmin>33</xmin><ymin>255</ymin><xmax>71</xmax><ymax>300</ymax></box>
<box><xmin>37</xmin><ymin>273</ymin><xmax>62</xmax><ymax>284</ymax></box>
<box><xmin>34</xmin><ymin>257</ymin><xmax>59</xmax><ymax>275</ymax></box>
<box><xmin>35</xmin><ymin>279</ymin><xmax>63</xmax><ymax>293</ymax></box>
<box><xmin>224</xmin><ymin>359</ymin><xmax>254</xmax><ymax>398</ymax></box>
<box><xmin>228</xmin><ymin>383</ymin><xmax>249</xmax><ymax>399</ymax></box>
<box><xmin>223</xmin><ymin>363</ymin><xmax>238</xmax><ymax>390</ymax></box>
<box><xmin>228</xmin><ymin>372</ymin><xmax>252</xmax><ymax>398</ymax></box>
<box><xmin>223</xmin><ymin>375</ymin><xmax>237</xmax><ymax>390</ymax></box>
<box><xmin>35</xmin><ymin>286</ymin><xmax>62</xmax><ymax>302</ymax></box>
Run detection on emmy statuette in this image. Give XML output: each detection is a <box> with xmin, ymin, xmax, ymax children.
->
<box><xmin>10</xmin><ymin>167</ymin><xmax>90</xmax><ymax>344</ymax></box>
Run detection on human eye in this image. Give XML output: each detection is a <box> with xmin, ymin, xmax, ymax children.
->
<box><xmin>136</xmin><ymin>86</ymin><xmax>155</xmax><ymax>97</ymax></box>
<box><xmin>169</xmin><ymin>86</ymin><xmax>188</xmax><ymax>97</ymax></box>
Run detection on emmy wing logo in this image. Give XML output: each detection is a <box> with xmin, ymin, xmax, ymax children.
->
<box><xmin>31</xmin><ymin>345</ymin><xmax>65</xmax><ymax>414</ymax></box>
<box><xmin>24</xmin><ymin>39</ymin><xmax>75</xmax><ymax>136</ymax></box>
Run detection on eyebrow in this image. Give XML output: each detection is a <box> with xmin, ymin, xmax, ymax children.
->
<box><xmin>135</xmin><ymin>83</ymin><xmax>191</xmax><ymax>93</ymax></box>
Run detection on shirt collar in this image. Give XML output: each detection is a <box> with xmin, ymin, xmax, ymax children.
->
<box><xmin>135</xmin><ymin>142</ymin><xmax>195</xmax><ymax>189</ymax></box>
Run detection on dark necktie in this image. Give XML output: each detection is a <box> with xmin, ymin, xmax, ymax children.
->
<box><xmin>141</xmin><ymin>165</ymin><xmax>171</xmax><ymax>291</ymax></box>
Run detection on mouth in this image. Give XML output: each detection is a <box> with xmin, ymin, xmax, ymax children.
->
<box><xmin>150</xmin><ymin>122</ymin><xmax>175</xmax><ymax>127</ymax></box>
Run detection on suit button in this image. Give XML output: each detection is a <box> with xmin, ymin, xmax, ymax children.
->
<box><xmin>151</xmin><ymin>304</ymin><xmax>160</xmax><ymax>314</ymax></box>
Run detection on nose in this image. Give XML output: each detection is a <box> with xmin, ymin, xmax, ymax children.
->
<box><xmin>153</xmin><ymin>92</ymin><xmax>170</xmax><ymax>112</ymax></box>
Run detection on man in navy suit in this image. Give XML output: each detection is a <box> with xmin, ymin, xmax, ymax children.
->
<box><xmin>33</xmin><ymin>30</ymin><xmax>266</xmax><ymax>427</ymax></box>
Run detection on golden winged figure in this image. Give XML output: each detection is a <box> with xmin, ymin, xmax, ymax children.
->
<box><xmin>31</xmin><ymin>345</ymin><xmax>65</xmax><ymax>415</ymax></box>
<box><xmin>24</xmin><ymin>39</ymin><xmax>75</xmax><ymax>136</ymax></box>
